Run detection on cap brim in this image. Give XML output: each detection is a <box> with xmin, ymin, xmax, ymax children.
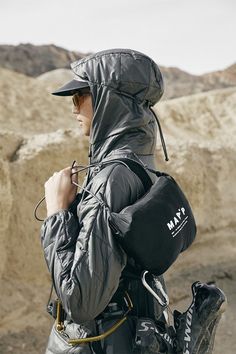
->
<box><xmin>51</xmin><ymin>79</ymin><xmax>90</xmax><ymax>96</ymax></box>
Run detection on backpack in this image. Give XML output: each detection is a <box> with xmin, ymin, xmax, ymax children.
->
<box><xmin>103</xmin><ymin>157</ymin><xmax>197</xmax><ymax>275</ymax></box>
<box><xmin>34</xmin><ymin>156</ymin><xmax>196</xmax><ymax>276</ymax></box>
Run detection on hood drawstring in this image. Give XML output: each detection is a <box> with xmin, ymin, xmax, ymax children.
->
<box><xmin>150</xmin><ymin>108</ymin><xmax>169</xmax><ymax>162</ymax></box>
<box><xmin>105</xmin><ymin>90</ymin><xmax>169</xmax><ymax>162</ymax></box>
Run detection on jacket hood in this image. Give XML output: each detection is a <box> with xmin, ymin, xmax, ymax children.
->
<box><xmin>71</xmin><ymin>49</ymin><xmax>164</xmax><ymax>163</ymax></box>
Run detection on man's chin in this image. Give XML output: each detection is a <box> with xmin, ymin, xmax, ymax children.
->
<box><xmin>84</xmin><ymin>130</ymin><xmax>90</xmax><ymax>137</ymax></box>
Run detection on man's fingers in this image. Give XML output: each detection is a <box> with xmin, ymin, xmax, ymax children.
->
<box><xmin>49</xmin><ymin>166</ymin><xmax>78</xmax><ymax>184</ymax></box>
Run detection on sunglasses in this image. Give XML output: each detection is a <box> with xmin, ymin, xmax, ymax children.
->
<box><xmin>72</xmin><ymin>93</ymin><xmax>81</xmax><ymax>108</ymax></box>
<box><xmin>72</xmin><ymin>93</ymin><xmax>83</xmax><ymax>108</ymax></box>
<box><xmin>72</xmin><ymin>89</ymin><xmax>91</xmax><ymax>108</ymax></box>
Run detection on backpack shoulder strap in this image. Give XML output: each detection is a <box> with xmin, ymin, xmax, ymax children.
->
<box><xmin>108</xmin><ymin>157</ymin><xmax>153</xmax><ymax>192</ymax></box>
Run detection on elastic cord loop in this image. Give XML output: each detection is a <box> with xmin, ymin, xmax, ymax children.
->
<box><xmin>34</xmin><ymin>161</ymin><xmax>107</xmax><ymax>222</ymax></box>
<box><xmin>71</xmin><ymin>180</ymin><xmax>106</xmax><ymax>206</ymax></box>
<box><xmin>34</xmin><ymin>156</ymin><xmax>158</xmax><ymax>223</ymax></box>
<box><xmin>34</xmin><ymin>196</ymin><xmax>46</xmax><ymax>222</ymax></box>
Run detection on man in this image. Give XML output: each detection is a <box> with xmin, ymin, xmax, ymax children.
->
<box><xmin>41</xmin><ymin>49</ymin><xmax>226</xmax><ymax>354</ymax></box>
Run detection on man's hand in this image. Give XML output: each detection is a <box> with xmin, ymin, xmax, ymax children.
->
<box><xmin>44</xmin><ymin>166</ymin><xmax>78</xmax><ymax>217</ymax></box>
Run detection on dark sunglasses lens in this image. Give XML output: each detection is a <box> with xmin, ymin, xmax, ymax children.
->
<box><xmin>72</xmin><ymin>94</ymin><xmax>80</xmax><ymax>107</ymax></box>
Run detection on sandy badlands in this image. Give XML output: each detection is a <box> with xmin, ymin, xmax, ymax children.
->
<box><xmin>0</xmin><ymin>68</ymin><xmax>235</xmax><ymax>353</ymax></box>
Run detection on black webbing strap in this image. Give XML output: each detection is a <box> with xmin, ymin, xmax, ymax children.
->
<box><xmin>116</xmin><ymin>158</ymin><xmax>153</xmax><ymax>192</ymax></box>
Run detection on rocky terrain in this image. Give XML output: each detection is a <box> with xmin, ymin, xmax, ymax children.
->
<box><xmin>0</xmin><ymin>44</ymin><xmax>236</xmax><ymax>99</ymax></box>
<box><xmin>0</xmin><ymin>43</ymin><xmax>88</xmax><ymax>77</ymax></box>
<box><xmin>0</xmin><ymin>60</ymin><xmax>235</xmax><ymax>353</ymax></box>
<box><xmin>0</xmin><ymin>68</ymin><xmax>77</xmax><ymax>136</ymax></box>
<box><xmin>161</xmin><ymin>63</ymin><xmax>236</xmax><ymax>99</ymax></box>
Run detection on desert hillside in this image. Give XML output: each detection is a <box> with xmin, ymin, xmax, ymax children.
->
<box><xmin>161</xmin><ymin>63</ymin><xmax>236</xmax><ymax>99</ymax></box>
<box><xmin>0</xmin><ymin>44</ymin><xmax>235</xmax><ymax>99</ymax></box>
<box><xmin>0</xmin><ymin>43</ymin><xmax>87</xmax><ymax>77</ymax></box>
<box><xmin>1</xmin><ymin>66</ymin><xmax>236</xmax><ymax>138</ymax></box>
<box><xmin>0</xmin><ymin>62</ymin><xmax>235</xmax><ymax>353</ymax></box>
<box><xmin>0</xmin><ymin>68</ymin><xmax>77</xmax><ymax>135</ymax></box>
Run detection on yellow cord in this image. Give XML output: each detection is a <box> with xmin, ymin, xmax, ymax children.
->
<box><xmin>68</xmin><ymin>316</ymin><xmax>127</xmax><ymax>345</ymax></box>
<box><xmin>55</xmin><ymin>291</ymin><xmax>133</xmax><ymax>346</ymax></box>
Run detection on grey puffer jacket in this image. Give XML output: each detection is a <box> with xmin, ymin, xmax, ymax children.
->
<box><xmin>41</xmin><ymin>49</ymin><xmax>166</xmax><ymax>354</ymax></box>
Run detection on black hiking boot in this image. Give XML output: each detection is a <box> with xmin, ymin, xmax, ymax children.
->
<box><xmin>173</xmin><ymin>281</ymin><xmax>227</xmax><ymax>354</ymax></box>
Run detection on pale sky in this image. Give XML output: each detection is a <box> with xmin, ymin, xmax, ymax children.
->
<box><xmin>0</xmin><ymin>0</ymin><xmax>235</xmax><ymax>74</ymax></box>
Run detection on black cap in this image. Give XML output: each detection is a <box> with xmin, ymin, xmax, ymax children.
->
<box><xmin>51</xmin><ymin>78</ymin><xmax>90</xmax><ymax>96</ymax></box>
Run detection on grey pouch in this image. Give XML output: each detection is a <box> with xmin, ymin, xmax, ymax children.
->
<box><xmin>45</xmin><ymin>323</ymin><xmax>93</xmax><ymax>354</ymax></box>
